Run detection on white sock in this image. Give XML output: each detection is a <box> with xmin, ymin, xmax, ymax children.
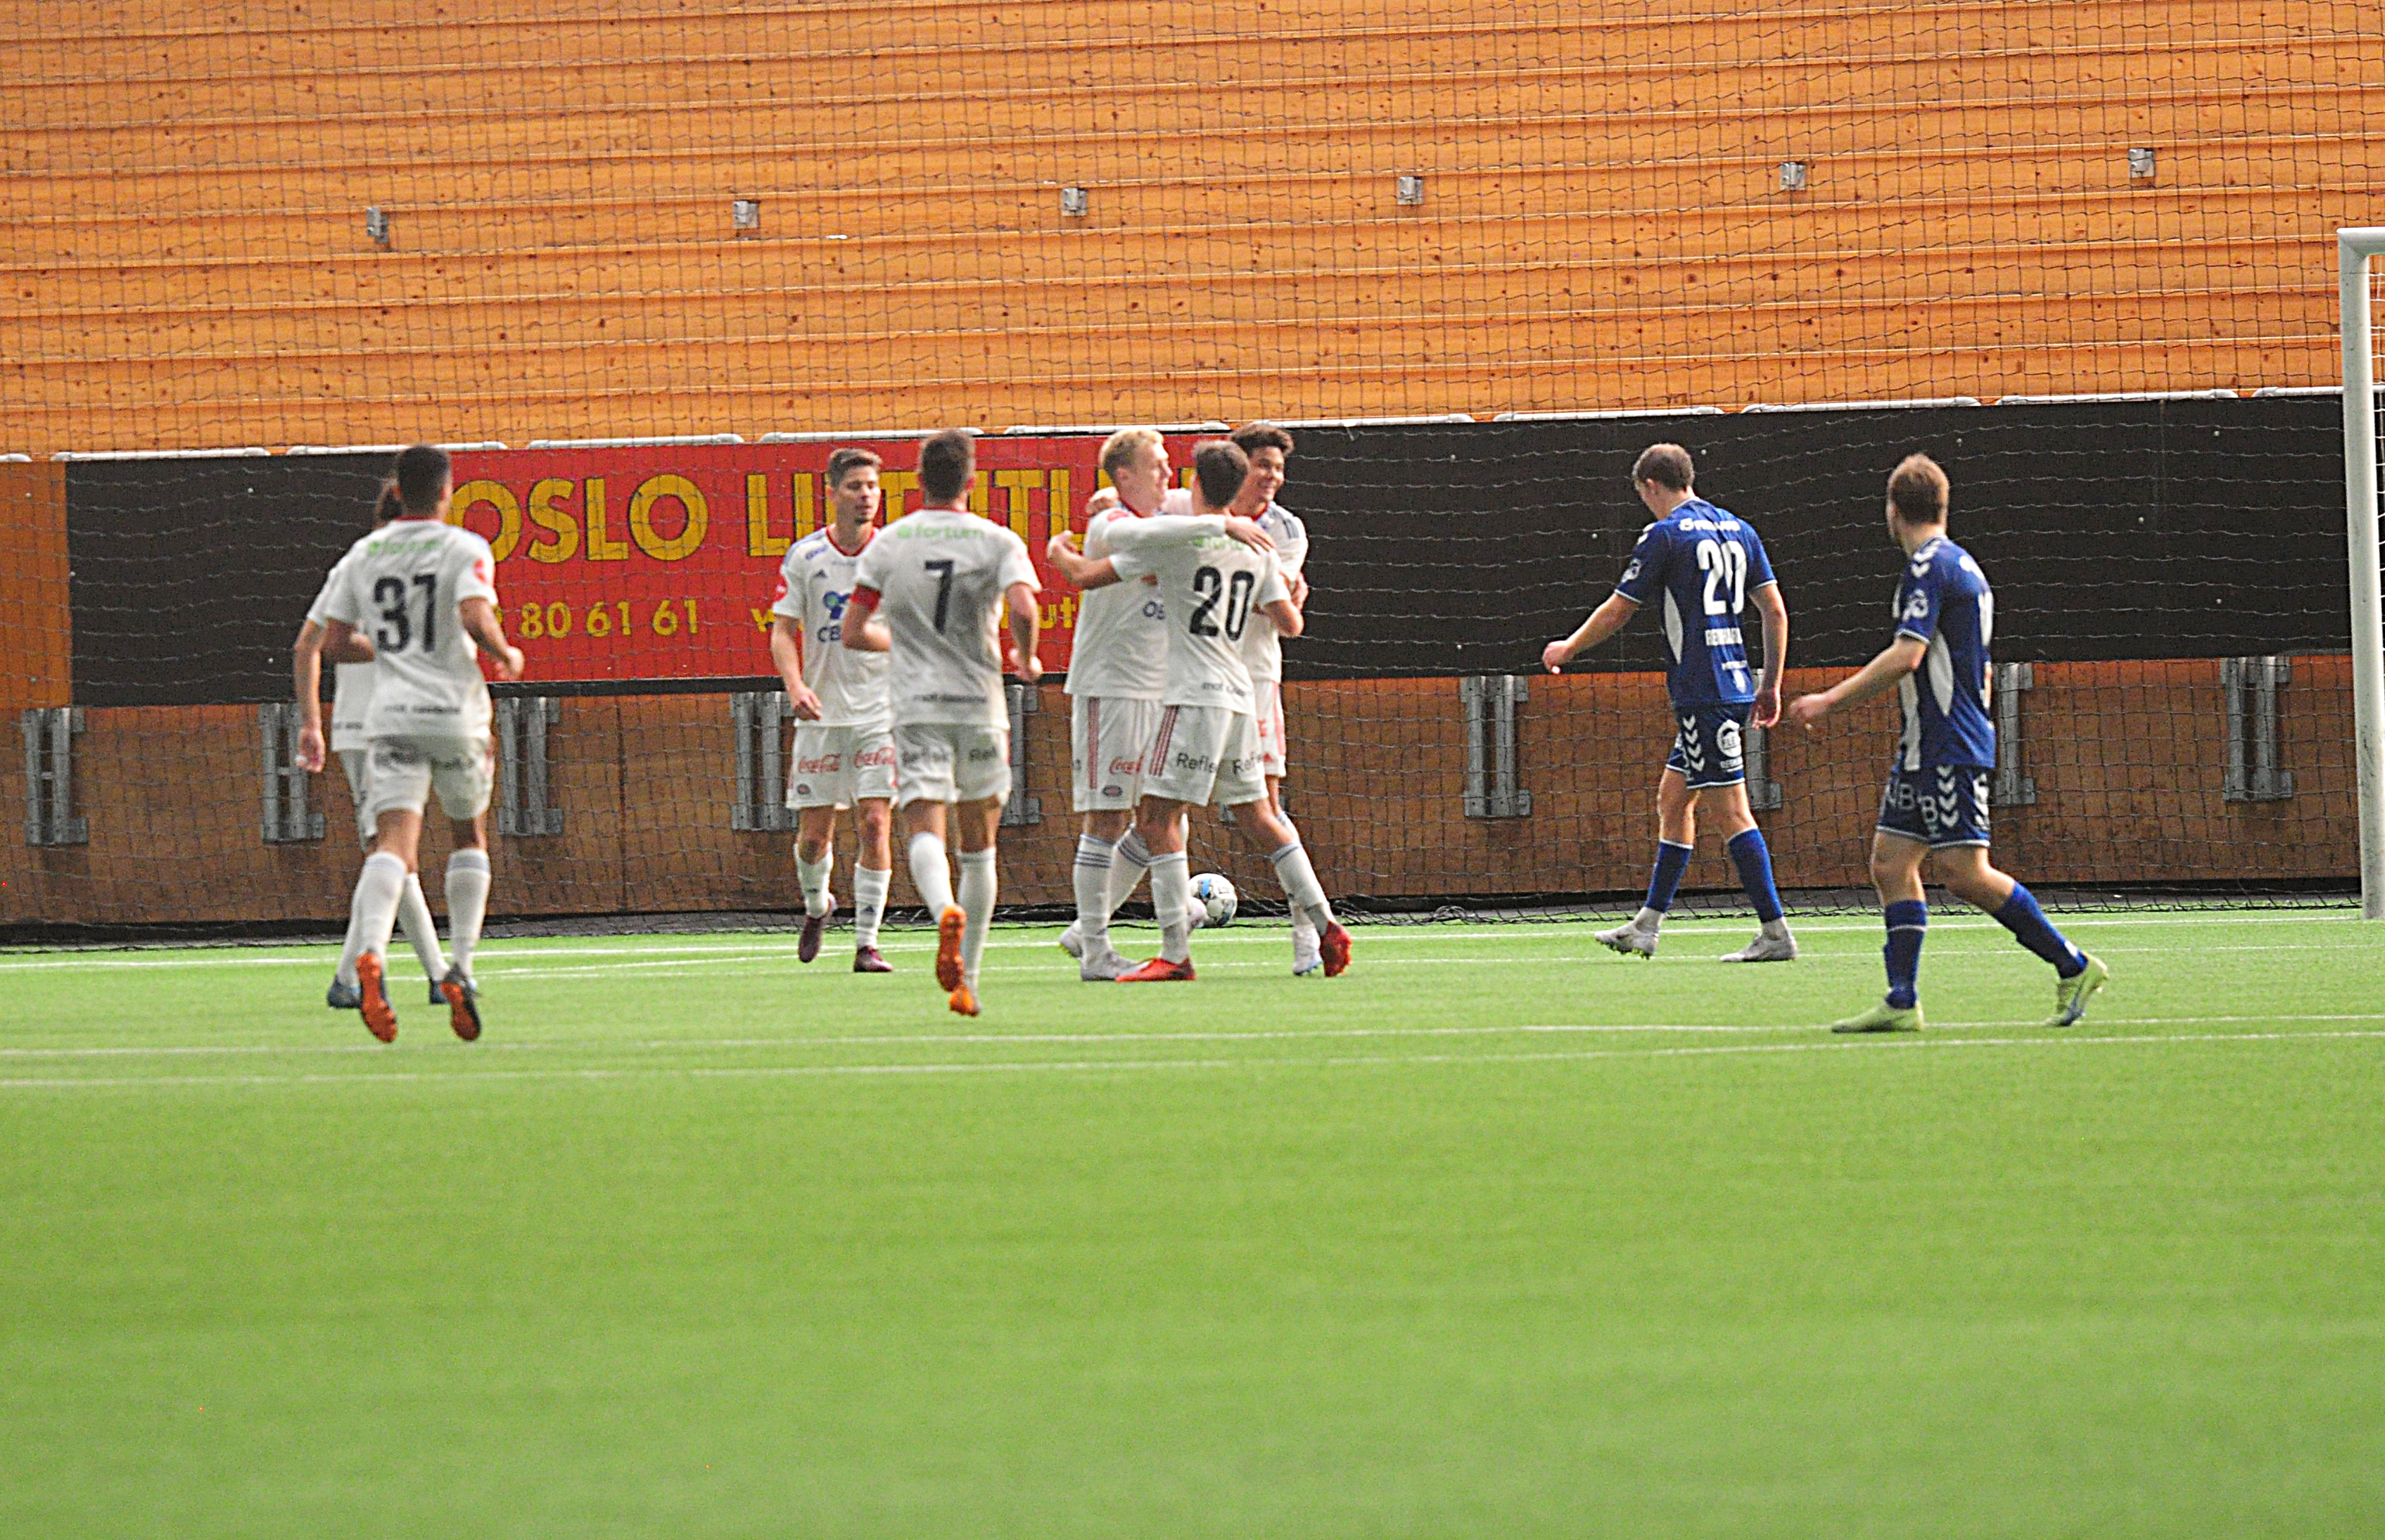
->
<box><xmin>1074</xmin><ymin>833</ymin><xmax>1117</xmax><ymax>947</ymax></box>
<box><xmin>1278</xmin><ymin>817</ymin><xmax>1319</xmax><ymax>950</ymax></box>
<box><xmin>908</xmin><ymin>831</ymin><xmax>956</xmax><ymax>915</ymax></box>
<box><xmin>1150</xmin><ymin>851</ymin><xmax>1193</xmax><ymax>963</ymax></box>
<box><xmin>958</xmin><ymin>848</ymin><xmax>997</xmax><ymax>991</ymax></box>
<box><xmin>398</xmin><ymin>872</ymin><xmax>448</xmax><ymax>981</ymax></box>
<box><xmin>336</xmin><ymin>877</ymin><xmax>371</xmax><ymax>988</ymax></box>
<box><xmin>1634</xmin><ymin>906</ymin><xmax>1665</xmax><ymax>931</ymax></box>
<box><xmin>1105</xmin><ymin>827</ymin><xmax>1152</xmax><ymax>922</ymax></box>
<box><xmin>1267</xmin><ymin>840</ymin><xmax>1335</xmax><ymax>936</ymax></box>
<box><xmin>853</xmin><ymin>865</ymin><xmax>890</xmax><ymax>949</ymax></box>
<box><xmin>1761</xmin><ymin>916</ymin><xmax>1793</xmax><ymax>941</ymax></box>
<box><xmin>445</xmin><ymin>848</ymin><xmax>491</xmax><ymax>980</ymax></box>
<box><xmin>797</xmin><ymin>848</ymin><xmax>832</xmax><ymax>917</ymax></box>
<box><xmin>350</xmin><ymin>851</ymin><xmax>408</xmax><ymax>965</ymax></box>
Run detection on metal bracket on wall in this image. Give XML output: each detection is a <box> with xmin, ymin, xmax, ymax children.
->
<box><xmin>20</xmin><ymin>707</ymin><xmax>89</xmax><ymax>847</ymax></box>
<box><xmin>730</xmin><ymin>690</ymin><xmax>796</xmax><ymax>832</ymax></box>
<box><xmin>495</xmin><ymin>696</ymin><xmax>566</xmax><ymax>836</ymax></box>
<box><xmin>1741</xmin><ymin>717</ymin><xmax>1783</xmax><ymax>812</ymax></box>
<box><xmin>2222</xmin><ymin>656</ymin><xmax>2295</xmax><ymax>801</ymax></box>
<box><xmin>1992</xmin><ymin>661</ymin><xmax>2037</xmax><ymax>808</ymax></box>
<box><xmin>258</xmin><ymin>703</ymin><xmax>326</xmax><ymax>843</ymax></box>
<box><xmin>1460</xmin><ymin>675</ymin><xmax>1532</xmax><ymax>819</ymax></box>
<box><xmin>1003</xmin><ymin>684</ymin><xmax>1042</xmax><ymax>827</ymax></box>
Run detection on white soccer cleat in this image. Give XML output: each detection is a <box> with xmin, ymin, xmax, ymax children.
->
<box><xmin>1594</xmin><ymin>920</ymin><xmax>1659</xmax><ymax>959</ymax></box>
<box><xmin>1292</xmin><ymin>932</ymin><xmax>1323</xmax><ymax>976</ymax></box>
<box><xmin>1079</xmin><ymin>943</ymin><xmax>1128</xmax><ymax>982</ymax></box>
<box><xmin>1720</xmin><ymin>931</ymin><xmax>1798</xmax><ymax>963</ymax></box>
<box><xmin>1057</xmin><ymin>921</ymin><xmax>1086</xmax><ymax>960</ymax></box>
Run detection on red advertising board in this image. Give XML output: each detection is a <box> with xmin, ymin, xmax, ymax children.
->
<box><xmin>445</xmin><ymin>434</ymin><xmax>1211</xmax><ymax>682</ymax></box>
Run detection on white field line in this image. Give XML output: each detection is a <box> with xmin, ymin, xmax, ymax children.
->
<box><xmin>4</xmin><ymin>1014</ymin><xmax>2382</xmax><ymax>1064</ymax></box>
<box><xmin>4</xmin><ymin>1026</ymin><xmax>2383</xmax><ymax>1091</ymax></box>
<box><xmin>0</xmin><ymin>907</ymin><xmax>2370</xmax><ymax>974</ymax></box>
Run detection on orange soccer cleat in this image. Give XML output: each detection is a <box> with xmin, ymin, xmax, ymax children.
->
<box><xmin>948</xmin><ymin>984</ymin><xmax>981</xmax><ymax>1017</ymax></box>
<box><xmin>356</xmin><ymin>952</ymin><xmax>398</xmax><ymax>1043</ymax></box>
<box><xmin>439</xmin><ymin>967</ymin><xmax>483</xmax><ymax>1043</ymax></box>
<box><xmin>1117</xmin><ymin>957</ymin><xmax>1197</xmax><ymax>983</ymax></box>
<box><xmin>1318</xmin><ymin>922</ymin><xmax>1353</xmax><ymax>978</ymax></box>
<box><xmin>934</xmin><ymin>906</ymin><xmax>966</xmax><ymax>992</ymax></box>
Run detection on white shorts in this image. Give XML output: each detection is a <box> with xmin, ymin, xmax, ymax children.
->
<box><xmin>784</xmin><ymin>723</ymin><xmax>897</xmax><ymax>810</ymax></box>
<box><xmin>364</xmin><ymin>734</ymin><xmax>495</xmax><ymax>823</ymax></box>
<box><xmin>1069</xmin><ymin>694</ymin><xmax>1161</xmax><ymax>813</ymax></box>
<box><xmin>1142</xmin><ymin>704</ymin><xmax>1267</xmax><ymax>809</ymax></box>
<box><xmin>1253</xmin><ymin>680</ymin><xmax>1288</xmax><ymax>779</ymax></box>
<box><xmin>336</xmin><ymin>749</ymin><xmax>377</xmax><ymax>846</ymax></box>
<box><xmin>893</xmin><ymin>722</ymin><xmax>1012</xmax><ymax>806</ymax></box>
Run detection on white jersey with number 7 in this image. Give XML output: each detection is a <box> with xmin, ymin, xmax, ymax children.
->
<box><xmin>852</xmin><ymin>506</ymin><xmax>1038</xmax><ymax>730</ymax></box>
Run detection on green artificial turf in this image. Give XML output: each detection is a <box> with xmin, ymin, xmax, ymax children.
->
<box><xmin>3</xmin><ymin>908</ymin><xmax>2382</xmax><ymax>1536</ymax></box>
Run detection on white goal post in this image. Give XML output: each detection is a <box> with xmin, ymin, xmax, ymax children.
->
<box><xmin>2343</xmin><ymin>227</ymin><xmax>2385</xmax><ymax>919</ymax></box>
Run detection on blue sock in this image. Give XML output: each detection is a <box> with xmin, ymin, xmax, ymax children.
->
<box><xmin>1993</xmin><ymin>883</ymin><xmax>2085</xmax><ymax>978</ymax></box>
<box><xmin>1643</xmin><ymin>840</ymin><xmax>1693</xmax><ymax>913</ymax></box>
<box><xmin>1883</xmin><ymin>899</ymin><xmax>1927</xmax><ymax>1009</ymax></box>
<box><xmin>1726</xmin><ymin>827</ymin><xmax>1783</xmax><ymax>923</ymax></box>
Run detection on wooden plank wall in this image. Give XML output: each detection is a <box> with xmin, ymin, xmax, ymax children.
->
<box><xmin>0</xmin><ymin>461</ymin><xmax>70</xmax><ymax>711</ymax></box>
<box><xmin>0</xmin><ymin>661</ymin><xmax>2356</xmax><ymax>929</ymax></box>
<box><xmin>2</xmin><ymin>2</ymin><xmax>2377</xmax><ymax>454</ymax></box>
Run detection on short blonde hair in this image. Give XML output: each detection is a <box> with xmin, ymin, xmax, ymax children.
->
<box><xmin>1100</xmin><ymin>426</ymin><xmax>1164</xmax><ymax>481</ymax></box>
<box><xmin>1888</xmin><ymin>454</ymin><xmax>1950</xmax><ymax>523</ymax></box>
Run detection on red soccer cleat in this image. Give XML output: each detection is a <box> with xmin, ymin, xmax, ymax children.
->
<box><xmin>799</xmin><ymin>896</ymin><xmax>835</xmax><ymax>964</ymax></box>
<box><xmin>356</xmin><ymin>952</ymin><xmax>398</xmax><ymax>1043</ymax></box>
<box><xmin>1117</xmin><ymin>957</ymin><xmax>1197</xmax><ymax>983</ymax></box>
<box><xmin>934</xmin><ymin>906</ymin><xmax>966</xmax><ymax>992</ymax></box>
<box><xmin>1318</xmin><ymin>922</ymin><xmax>1353</xmax><ymax>978</ymax></box>
<box><xmin>853</xmin><ymin>945</ymin><xmax>893</xmax><ymax>974</ymax></box>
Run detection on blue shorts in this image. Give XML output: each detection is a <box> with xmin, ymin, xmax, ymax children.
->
<box><xmin>1664</xmin><ymin>705</ymin><xmax>1749</xmax><ymax>790</ymax></box>
<box><xmin>1876</xmin><ymin>763</ymin><xmax>1992</xmax><ymax>848</ymax></box>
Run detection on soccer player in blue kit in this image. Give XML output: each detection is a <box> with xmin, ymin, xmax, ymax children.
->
<box><xmin>1542</xmin><ymin>443</ymin><xmax>1798</xmax><ymax>962</ymax></box>
<box><xmin>1787</xmin><ymin>454</ymin><xmax>2109</xmax><ymax>1032</ymax></box>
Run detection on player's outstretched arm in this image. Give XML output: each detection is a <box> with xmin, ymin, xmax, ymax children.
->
<box><xmin>1542</xmin><ymin>592</ymin><xmax>1636</xmax><ymax>673</ymax></box>
<box><xmin>769</xmin><ymin>617</ymin><xmax>825</xmax><ymax>720</ymax></box>
<box><xmin>1044</xmin><ymin>533</ymin><xmax>1122</xmax><ymax>590</ymax></box>
<box><xmin>1785</xmin><ymin>636</ymin><xmax>1926</xmax><ymax>727</ymax></box>
<box><xmin>1752</xmin><ymin>582</ymin><xmax>1789</xmax><ymax>728</ymax></box>
<box><xmin>459</xmin><ymin>597</ymin><xmax>526</xmax><ymax>680</ymax></box>
<box><xmin>1004</xmin><ymin>580</ymin><xmax>1043</xmax><ymax>683</ymax></box>
<box><xmin>840</xmin><ymin>587</ymin><xmax>891</xmax><ymax>652</ymax></box>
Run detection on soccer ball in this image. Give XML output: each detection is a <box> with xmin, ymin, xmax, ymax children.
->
<box><xmin>1190</xmin><ymin>872</ymin><xmax>1238</xmax><ymax>929</ymax></box>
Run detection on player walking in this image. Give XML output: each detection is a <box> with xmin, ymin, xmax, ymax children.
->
<box><xmin>294</xmin><ymin>478</ymin><xmax>453</xmax><ymax>1012</ymax></box>
<box><xmin>317</xmin><ymin>444</ymin><xmax>524</xmax><ymax>1043</ymax></box>
<box><xmin>1541</xmin><ymin>443</ymin><xmax>1797</xmax><ymax>962</ymax></box>
<box><xmin>1786</xmin><ymin>454</ymin><xmax>2109</xmax><ymax>1032</ymax></box>
<box><xmin>1046</xmin><ymin>440</ymin><xmax>1352</xmax><ymax>981</ymax></box>
<box><xmin>842</xmin><ymin>429</ymin><xmax>1041</xmax><ymax>1017</ymax></box>
<box><xmin>1054</xmin><ymin>427</ymin><xmax>1174</xmax><ymax>981</ymax></box>
<box><xmin>770</xmin><ymin>447</ymin><xmax>897</xmax><ymax>972</ymax></box>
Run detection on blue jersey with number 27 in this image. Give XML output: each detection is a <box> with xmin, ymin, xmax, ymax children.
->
<box><xmin>1891</xmin><ymin>535</ymin><xmax>1997</xmax><ymax>770</ymax></box>
<box><xmin>1613</xmin><ymin>497</ymin><xmax>1777</xmax><ymax>710</ymax></box>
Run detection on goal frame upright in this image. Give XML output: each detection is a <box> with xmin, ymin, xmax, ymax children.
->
<box><xmin>2342</xmin><ymin>227</ymin><xmax>2385</xmax><ymax>919</ymax></box>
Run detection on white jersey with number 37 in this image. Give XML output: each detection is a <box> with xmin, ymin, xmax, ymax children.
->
<box><xmin>322</xmin><ymin>518</ymin><xmax>500</xmax><ymax>742</ymax></box>
<box><xmin>853</xmin><ymin>506</ymin><xmax>1038</xmax><ymax>730</ymax></box>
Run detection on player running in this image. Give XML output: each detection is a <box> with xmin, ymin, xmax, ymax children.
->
<box><xmin>294</xmin><ymin>478</ymin><xmax>453</xmax><ymax>1013</ymax></box>
<box><xmin>1054</xmin><ymin>427</ymin><xmax>1174</xmax><ymax>981</ymax></box>
<box><xmin>1787</xmin><ymin>454</ymin><xmax>2109</xmax><ymax>1032</ymax></box>
<box><xmin>317</xmin><ymin>444</ymin><xmax>525</xmax><ymax>1043</ymax></box>
<box><xmin>842</xmin><ymin>428</ymin><xmax>1041</xmax><ymax>1017</ymax></box>
<box><xmin>1541</xmin><ymin>443</ymin><xmax>1797</xmax><ymax>962</ymax></box>
<box><xmin>770</xmin><ymin>447</ymin><xmax>897</xmax><ymax>973</ymax></box>
<box><xmin>1045</xmin><ymin>439</ymin><xmax>1352</xmax><ymax>981</ymax></box>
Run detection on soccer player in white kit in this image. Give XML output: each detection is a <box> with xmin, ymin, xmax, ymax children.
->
<box><xmin>842</xmin><ymin>429</ymin><xmax>1042</xmax><ymax>1017</ymax></box>
<box><xmin>769</xmin><ymin>447</ymin><xmax>898</xmax><ymax>973</ymax></box>
<box><xmin>1046</xmin><ymin>440</ymin><xmax>1352</xmax><ymax>980</ymax></box>
<box><xmin>294</xmin><ymin>478</ymin><xmax>452</xmax><ymax>1012</ymax></box>
<box><xmin>317</xmin><ymin>445</ymin><xmax>525</xmax><ymax>1043</ymax></box>
<box><xmin>1055</xmin><ymin>427</ymin><xmax>1174</xmax><ymax>980</ymax></box>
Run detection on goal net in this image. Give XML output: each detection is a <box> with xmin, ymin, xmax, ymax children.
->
<box><xmin>4</xmin><ymin>3</ymin><xmax>2379</xmax><ymax>936</ymax></box>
